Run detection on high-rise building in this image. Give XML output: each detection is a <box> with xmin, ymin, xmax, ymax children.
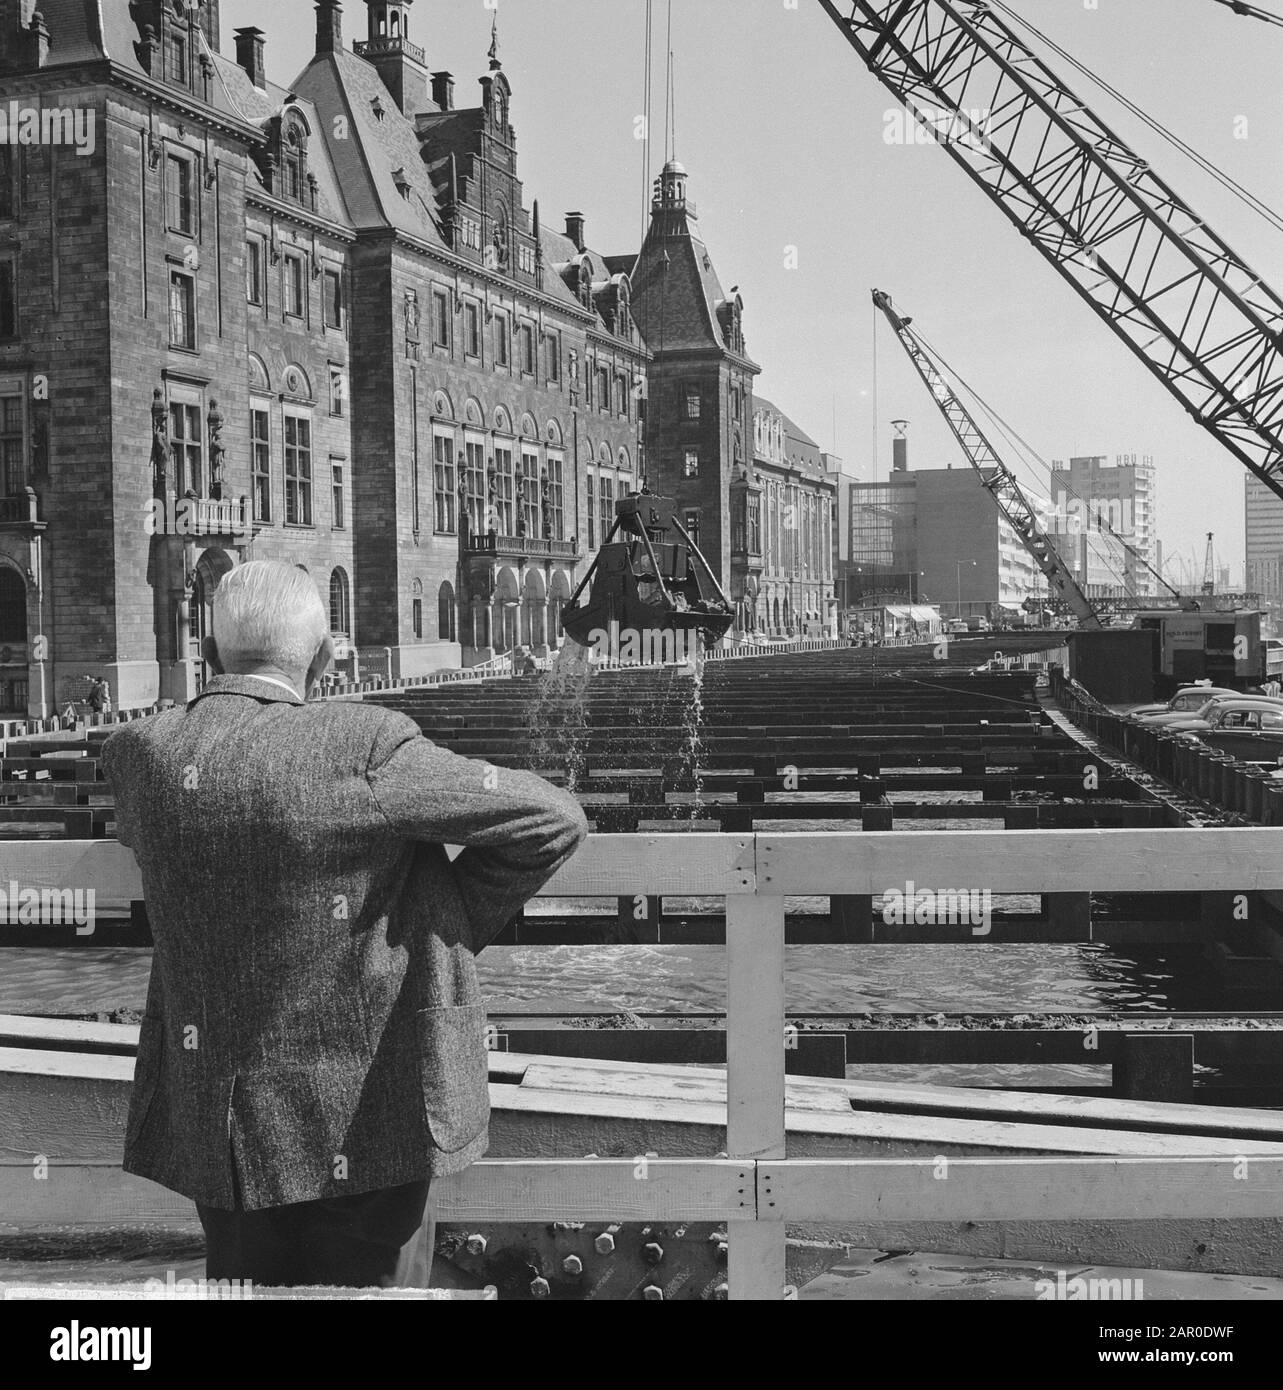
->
<box><xmin>1245</xmin><ymin>476</ymin><xmax>1283</xmax><ymax>604</ymax></box>
<box><xmin>1046</xmin><ymin>454</ymin><xmax>1157</xmax><ymax>598</ymax></box>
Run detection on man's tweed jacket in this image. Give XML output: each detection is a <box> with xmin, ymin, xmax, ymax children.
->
<box><xmin>103</xmin><ymin>674</ymin><xmax>588</xmax><ymax>1211</ymax></box>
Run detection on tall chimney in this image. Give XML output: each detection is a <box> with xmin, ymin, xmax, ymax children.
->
<box><xmin>565</xmin><ymin>212</ymin><xmax>585</xmax><ymax>251</ymax></box>
<box><xmin>891</xmin><ymin>419</ymin><xmax>909</xmax><ymax>473</ymax></box>
<box><xmin>431</xmin><ymin>70</ymin><xmax>454</xmax><ymax>110</ymax></box>
<box><xmin>233</xmin><ymin>26</ymin><xmax>267</xmax><ymax>89</ymax></box>
<box><xmin>316</xmin><ymin>0</ymin><xmax>343</xmax><ymax>55</ymax></box>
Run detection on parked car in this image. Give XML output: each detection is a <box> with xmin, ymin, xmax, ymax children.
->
<box><xmin>1130</xmin><ymin>685</ymin><xmax>1239</xmax><ymax>720</ymax></box>
<box><xmin>1140</xmin><ymin>694</ymin><xmax>1283</xmax><ymax>729</ymax></box>
<box><xmin>1164</xmin><ymin>699</ymin><xmax>1283</xmax><ymax>762</ymax></box>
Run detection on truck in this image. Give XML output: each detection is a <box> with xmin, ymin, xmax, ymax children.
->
<box><xmin>1132</xmin><ymin>609</ymin><xmax>1283</xmax><ymax>696</ymax></box>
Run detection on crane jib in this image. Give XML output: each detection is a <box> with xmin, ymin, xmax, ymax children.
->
<box><xmin>821</xmin><ymin>0</ymin><xmax>1283</xmax><ymax>505</ymax></box>
<box><xmin>872</xmin><ymin>288</ymin><xmax>1105</xmax><ymax>629</ymax></box>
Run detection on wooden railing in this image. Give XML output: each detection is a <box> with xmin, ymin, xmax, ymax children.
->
<box><xmin>8</xmin><ymin>827</ymin><xmax>1283</xmax><ymax>1297</ymax></box>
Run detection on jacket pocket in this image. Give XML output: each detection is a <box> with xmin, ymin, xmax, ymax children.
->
<box><xmin>414</xmin><ymin>1004</ymin><xmax>490</xmax><ymax>1153</ymax></box>
<box><xmin>124</xmin><ymin>1015</ymin><xmax>165</xmax><ymax>1152</ymax></box>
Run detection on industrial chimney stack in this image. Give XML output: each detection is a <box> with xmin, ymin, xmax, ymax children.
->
<box><xmin>892</xmin><ymin>420</ymin><xmax>909</xmax><ymax>473</ymax></box>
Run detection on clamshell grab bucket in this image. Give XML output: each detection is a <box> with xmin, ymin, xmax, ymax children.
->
<box><xmin>560</xmin><ymin>492</ymin><xmax>735</xmax><ymax>652</ymax></box>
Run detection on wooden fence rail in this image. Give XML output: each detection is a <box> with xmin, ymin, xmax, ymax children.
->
<box><xmin>7</xmin><ymin>827</ymin><xmax>1283</xmax><ymax>1298</ymax></box>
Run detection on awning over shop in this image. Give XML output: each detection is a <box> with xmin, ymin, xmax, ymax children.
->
<box><xmin>882</xmin><ymin>605</ymin><xmax>940</xmax><ymax>622</ymax></box>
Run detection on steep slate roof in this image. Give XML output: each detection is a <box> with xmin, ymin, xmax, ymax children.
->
<box><xmin>755</xmin><ymin>394</ymin><xmax>830</xmax><ymax>482</ymax></box>
<box><xmin>210</xmin><ymin>53</ymin><xmax>350</xmax><ymax>227</ymax></box>
<box><xmin>46</xmin><ymin>2</ymin><xmax>645</xmax><ymax>332</ymax></box>
<box><xmin>36</xmin><ymin>0</ymin><xmax>246</xmax><ymax>124</ymax></box>
<box><xmin>21</xmin><ymin>0</ymin><xmax>108</xmax><ymax>68</ymax></box>
<box><xmin>539</xmin><ymin>223</ymin><xmax>618</xmax><ymax>316</ymax></box>
<box><xmin>292</xmin><ymin>47</ymin><xmax>446</xmax><ymax>244</ymax></box>
<box><xmin>630</xmin><ymin>219</ymin><xmax>728</xmax><ymax>354</ymax></box>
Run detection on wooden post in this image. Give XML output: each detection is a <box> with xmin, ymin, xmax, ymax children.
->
<box><xmin>616</xmin><ymin>895</ymin><xmax>662</xmax><ymax>943</ymax></box>
<box><xmin>1116</xmin><ymin>1033</ymin><xmax>1195</xmax><ymax>1103</ymax></box>
<box><xmin>1046</xmin><ymin>892</ymin><xmax>1092</xmax><ymax>937</ymax></box>
<box><xmin>726</xmin><ymin>893</ymin><xmax>786</xmax><ymax>1300</ymax></box>
<box><xmin>861</xmin><ymin>804</ymin><xmax>894</xmax><ymax>832</ymax></box>
<box><xmin>982</xmin><ymin>776</ymin><xmax>1013</xmax><ymax>803</ymax></box>
<box><xmin>829</xmin><ymin>893</ymin><xmax>874</xmax><ymax>942</ymax></box>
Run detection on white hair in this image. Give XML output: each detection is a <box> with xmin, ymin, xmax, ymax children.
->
<box><xmin>212</xmin><ymin>561</ymin><xmax>330</xmax><ymax>672</ymax></box>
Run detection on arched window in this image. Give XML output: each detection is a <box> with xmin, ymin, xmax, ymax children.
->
<box><xmin>284</xmin><ymin>127</ymin><xmax>303</xmax><ymax>202</ymax></box>
<box><xmin>438</xmin><ymin>581</ymin><xmax>456</xmax><ymax>642</ymax></box>
<box><xmin>0</xmin><ymin>567</ymin><xmax>25</xmax><ymax>643</ymax></box>
<box><xmin>328</xmin><ymin>567</ymin><xmax>350</xmax><ymax>638</ymax></box>
<box><xmin>248</xmin><ymin>353</ymin><xmax>271</xmax><ymax>393</ymax></box>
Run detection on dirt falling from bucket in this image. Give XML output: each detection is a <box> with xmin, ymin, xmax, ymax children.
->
<box><xmin>678</xmin><ymin>647</ymin><xmax>707</xmax><ymax>820</ymax></box>
<box><xmin>525</xmin><ymin>642</ymin><xmax>594</xmax><ymax>793</ymax></box>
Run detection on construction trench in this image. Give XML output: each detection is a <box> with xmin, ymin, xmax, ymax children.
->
<box><xmin>8</xmin><ymin>638</ymin><xmax>1283</xmax><ymax>1298</ymax></box>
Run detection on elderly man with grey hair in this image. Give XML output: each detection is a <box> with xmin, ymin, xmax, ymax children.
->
<box><xmin>103</xmin><ymin>561</ymin><xmax>588</xmax><ymax>1289</ymax></box>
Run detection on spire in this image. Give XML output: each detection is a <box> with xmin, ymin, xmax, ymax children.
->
<box><xmin>488</xmin><ymin>9</ymin><xmax>501</xmax><ymax>70</ymax></box>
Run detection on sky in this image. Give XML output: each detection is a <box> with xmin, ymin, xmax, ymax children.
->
<box><xmin>218</xmin><ymin>0</ymin><xmax>1283</xmax><ymax>588</ymax></box>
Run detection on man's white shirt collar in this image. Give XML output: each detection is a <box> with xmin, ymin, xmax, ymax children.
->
<box><xmin>245</xmin><ymin>674</ymin><xmax>302</xmax><ymax>699</ymax></box>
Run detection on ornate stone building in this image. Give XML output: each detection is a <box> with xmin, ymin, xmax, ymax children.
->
<box><xmin>628</xmin><ymin>159</ymin><xmax>759</xmax><ymax>627</ymax></box>
<box><xmin>752</xmin><ymin>398</ymin><xmax>836</xmax><ymax>637</ymax></box>
<box><xmin>0</xmin><ymin>0</ymin><xmax>645</xmax><ymax>713</ymax></box>
<box><xmin>0</xmin><ymin>0</ymin><xmax>838</xmax><ymax>714</ymax></box>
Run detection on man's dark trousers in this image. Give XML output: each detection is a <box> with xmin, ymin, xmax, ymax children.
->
<box><xmin>196</xmin><ymin>1179</ymin><xmax>434</xmax><ymax>1289</ymax></box>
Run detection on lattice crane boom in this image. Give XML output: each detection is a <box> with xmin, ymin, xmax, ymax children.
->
<box><xmin>819</xmin><ymin>0</ymin><xmax>1283</xmax><ymax>501</ymax></box>
<box><xmin>872</xmin><ymin>289</ymin><xmax>1104</xmax><ymax>630</ymax></box>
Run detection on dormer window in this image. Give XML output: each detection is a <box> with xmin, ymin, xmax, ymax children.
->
<box><xmin>167</xmin><ymin>29</ymin><xmax>188</xmax><ymax>83</ymax></box>
<box><xmin>284</xmin><ymin>129</ymin><xmax>303</xmax><ymax>202</ymax></box>
<box><xmin>273</xmin><ymin>115</ymin><xmax>311</xmax><ymax>208</ymax></box>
